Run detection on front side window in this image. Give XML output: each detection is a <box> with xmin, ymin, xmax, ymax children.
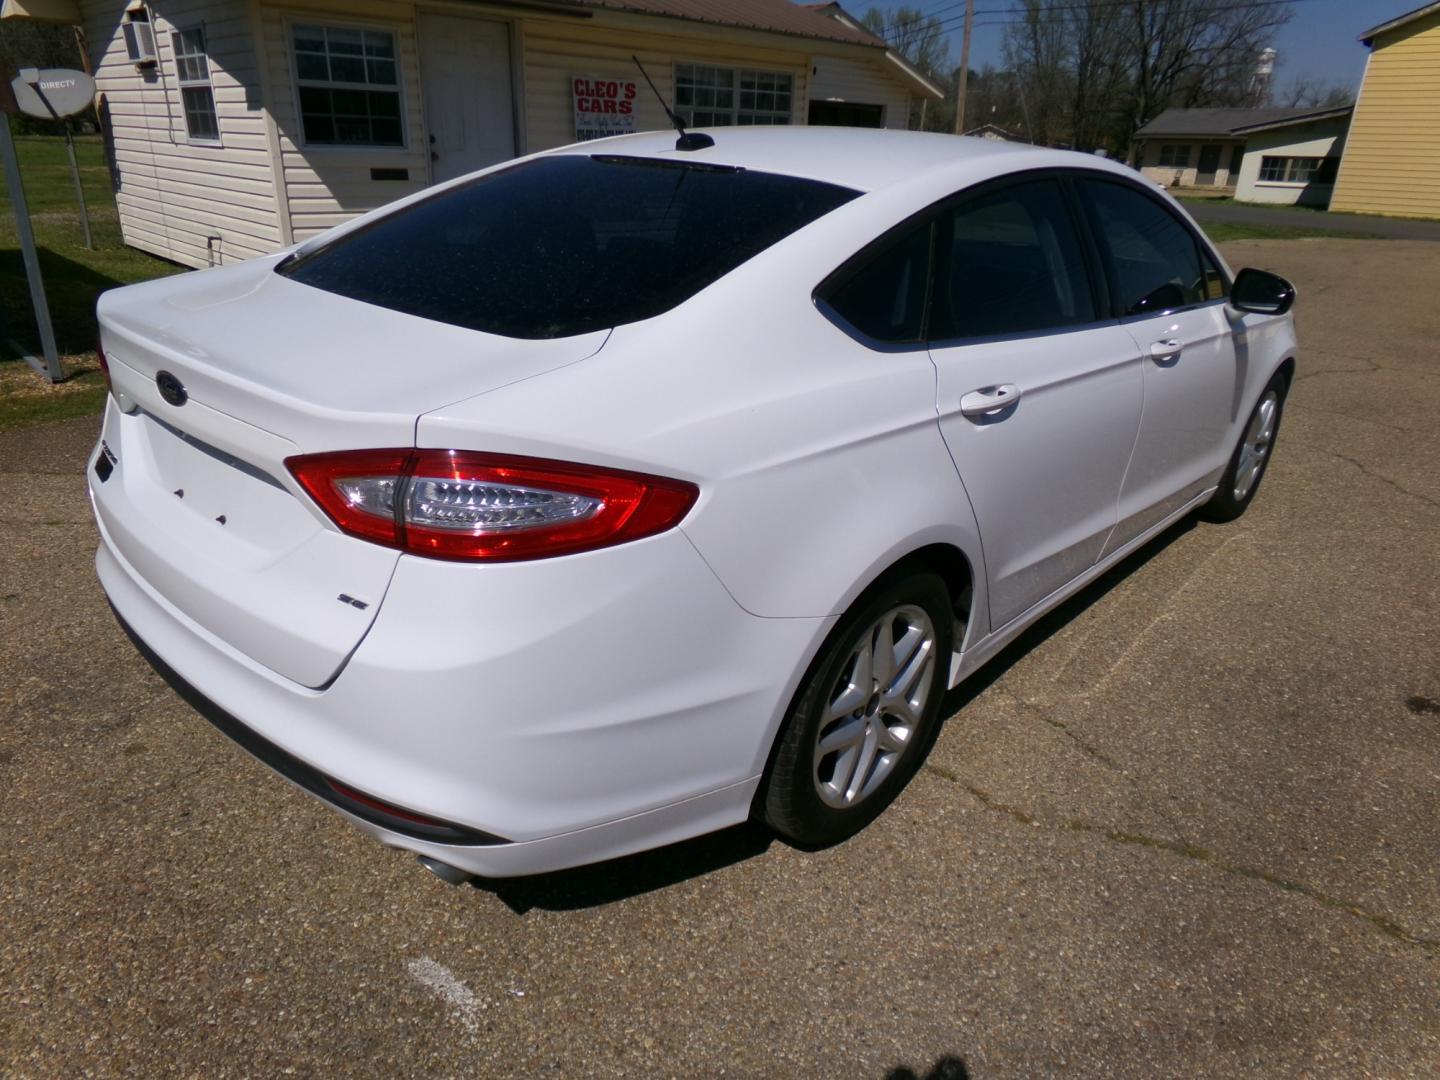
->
<box><xmin>292</xmin><ymin>24</ymin><xmax>402</xmax><ymax>146</ymax></box>
<box><xmin>172</xmin><ymin>27</ymin><xmax>218</xmax><ymax>141</ymax></box>
<box><xmin>674</xmin><ymin>64</ymin><xmax>793</xmax><ymax>126</ymax></box>
<box><xmin>930</xmin><ymin>179</ymin><xmax>1097</xmax><ymax>341</ymax></box>
<box><xmin>278</xmin><ymin>155</ymin><xmax>857</xmax><ymax>339</ymax></box>
<box><xmin>1081</xmin><ymin>179</ymin><xmax>1218</xmax><ymax>316</ymax></box>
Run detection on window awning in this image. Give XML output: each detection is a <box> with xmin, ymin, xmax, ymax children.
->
<box><xmin>1</xmin><ymin>0</ymin><xmax>81</xmax><ymax>23</ymax></box>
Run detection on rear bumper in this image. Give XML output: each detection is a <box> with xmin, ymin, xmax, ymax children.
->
<box><xmin>94</xmin><ymin>469</ymin><xmax>832</xmax><ymax>877</ymax></box>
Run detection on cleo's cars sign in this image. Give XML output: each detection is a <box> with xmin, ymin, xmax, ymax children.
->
<box><xmin>573</xmin><ymin>77</ymin><xmax>638</xmax><ymax>141</ymax></box>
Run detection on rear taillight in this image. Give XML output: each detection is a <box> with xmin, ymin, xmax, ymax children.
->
<box><xmin>285</xmin><ymin>449</ymin><xmax>698</xmax><ymax>562</ymax></box>
<box><xmin>96</xmin><ymin>339</ymin><xmax>112</xmax><ymax>397</ymax></box>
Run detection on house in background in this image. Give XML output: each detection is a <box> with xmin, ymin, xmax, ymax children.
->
<box><xmin>1133</xmin><ymin>105</ymin><xmax>1352</xmax><ymax>206</ymax></box>
<box><xmin>1331</xmin><ymin>2</ymin><xmax>1440</xmax><ymax>219</ymax></box>
<box><xmin>0</xmin><ymin>0</ymin><xmax>941</xmax><ymax>269</ymax></box>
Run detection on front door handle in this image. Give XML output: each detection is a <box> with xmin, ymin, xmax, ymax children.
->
<box><xmin>959</xmin><ymin>383</ymin><xmax>1022</xmax><ymax>418</ymax></box>
<box><xmin>1150</xmin><ymin>339</ymin><xmax>1183</xmax><ymax>361</ymax></box>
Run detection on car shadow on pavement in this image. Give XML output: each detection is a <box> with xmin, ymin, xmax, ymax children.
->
<box><xmin>475</xmin><ymin>517</ymin><xmax>1200</xmax><ymax>914</ymax></box>
<box><xmin>938</xmin><ymin>516</ymin><xmax>1199</xmax><ymax>718</ymax></box>
<box><xmin>471</xmin><ymin>820</ymin><xmax>776</xmax><ymax>913</ymax></box>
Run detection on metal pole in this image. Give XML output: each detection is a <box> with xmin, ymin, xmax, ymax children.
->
<box><xmin>0</xmin><ymin>115</ymin><xmax>62</xmax><ymax>381</ymax></box>
<box><xmin>32</xmin><ymin>81</ymin><xmax>92</xmax><ymax>250</ymax></box>
<box><xmin>62</xmin><ymin>121</ymin><xmax>93</xmax><ymax>250</ymax></box>
<box><xmin>953</xmin><ymin>0</ymin><xmax>974</xmax><ymax>135</ymax></box>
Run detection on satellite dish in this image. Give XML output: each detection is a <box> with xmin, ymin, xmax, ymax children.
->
<box><xmin>11</xmin><ymin>68</ymin><xmax>97</xmax><ymax>120</ymax></box>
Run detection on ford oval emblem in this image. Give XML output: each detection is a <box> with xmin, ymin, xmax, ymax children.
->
<box><xmin>155</xmin><ymin>370</ymin><xmax>188</xmax><ymax>407</ymax></box>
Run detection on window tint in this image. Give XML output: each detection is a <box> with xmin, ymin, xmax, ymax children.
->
<box><xmin>1083</xmin><ymin>180</ymin><xmax>1210</xmax><ymax>316</ymax></box>
<box><xmin>930</xmin><ymin>179</ymin><xmax>1097</xmax><ymax>341</ymax></box>
<box><xmin>278</xmin><ymin>155</ymin><xmax>858</xmax><ymax>339</ymax></box>
<box><xmin>824</xmin><ymin>223</ymin><xmax>932</xmax><ymax>344</ymax></box>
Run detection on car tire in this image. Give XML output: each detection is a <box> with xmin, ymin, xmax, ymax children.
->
<box><xmin>759</xmin><ymin>571</ymin><xmax>954</xmax><ymax>847</ymax></box>
<box><xmin>1200</xmin><ymin>371</ymin><xmax>1290</xmax><ymax>524</ymax></box>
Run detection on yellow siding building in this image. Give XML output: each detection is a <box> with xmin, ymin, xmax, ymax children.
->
<box><xmin>1331</xmin><ymin>1</ymin><xmax>1440</xmax><ymax>218</ymax></box>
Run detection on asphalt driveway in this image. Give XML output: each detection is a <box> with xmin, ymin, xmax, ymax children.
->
<box><xmin>2</xmin><ymin>238</ymin><xmax>1438</xmax><ymax>1077</ymax></box>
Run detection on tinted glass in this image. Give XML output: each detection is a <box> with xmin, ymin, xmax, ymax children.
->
<box><xmin>825</xmin><ymin>223</ymin><xmax>932</xmax><ymax>344</ymax></box>
<box><xmin>1083</xmin><ymin>180</ymin><xmax>1209</xmax><ymax>316</ymax></box>
<box><xmin>930</xmin><ymin>179</ymin><xmax>1097</xmax><ymax>341</ymax></box>
<box><xmin>279</xmin><ymin>155</ymin><xmax>858</xmax><ymax>339</ymax></box>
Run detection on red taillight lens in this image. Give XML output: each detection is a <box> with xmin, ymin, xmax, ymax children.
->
<box><xmin>96</xmin><ymin>339</ymin><xmax>112</xmax><ymax>397</ymax></box>
<box><xmin>286</xmin><ymin>449</ymin><xmax>698</xmax><ymax>562</ymax></box>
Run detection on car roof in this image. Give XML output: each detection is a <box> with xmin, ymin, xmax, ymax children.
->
<box><xmin>556</xmin><ymin>126</ymin><xmax>1118</xmax><ymax>193</ymax></box>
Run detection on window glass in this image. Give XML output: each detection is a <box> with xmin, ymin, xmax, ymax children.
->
<box><xmin>172</xmin><ymin>27</ymin><xmax>218</xmax><ymax>141</ymax></box>
<box><xmin>825</xmin><ymin>223</ymin><xmax>932</xmax><ymax>344</ymax></box>
<box><xmin>675</xmin><ymin>64</ymin><xmax>792</xmax><ymax>126</ymax></box>
<box><xmin>930</xmin><ymin>180</ymin><xmax>1096</xmax><ymax>341</ymax></box>
<box><xmin>1157</xmin><ymin>144</ymin><xmax>1188</xmax><ymax>169</ymax></box>
<box><xmin>1082</xmin><ymin>180</ymin><xmax>1208</xmax><ymax>316</ymax></box>
<box><xmin>278</xmin><ymin>155</ymin><xmax>858</xmax><ymax>340</ymax></box>
<box><xmin>292</xmin><ymin>24</ymin><xmax>402</xmax><ymax>146</ymax></box>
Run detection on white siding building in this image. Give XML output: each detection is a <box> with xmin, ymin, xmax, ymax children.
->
<box><xmin>3</xmin><ymin>0</ymin><xmax>941</xmax><ymax>267</ymax></box>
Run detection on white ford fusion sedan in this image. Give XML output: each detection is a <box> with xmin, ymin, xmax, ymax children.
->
<box><xmin>91</xmin><ymin>127</ymin><xmax>1296</xmax><ymax>884</ymax></box>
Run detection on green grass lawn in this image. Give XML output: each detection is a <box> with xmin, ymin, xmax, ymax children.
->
<box><xmin>0</xmin><ymin>131</ymin><xmax>182</xmax><ymax>431</ymax></box>
<box><xmin>1202</xmin><ymin>221</ymin><xmax>1380</xmax><ymax>242</ymax></box>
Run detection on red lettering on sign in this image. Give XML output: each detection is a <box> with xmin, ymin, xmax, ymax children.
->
<box><xmin>619</xmin><ymin>100</ymin><xmax>632</xmax><ymax>115</ymax></box>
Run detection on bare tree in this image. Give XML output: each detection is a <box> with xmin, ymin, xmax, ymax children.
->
<box><xmin>1280</xmin><ymin>75</ymin><xmax>1356</xmax><ymax>109</ymax></box>
<box><xmin>861</xmin><ymin>6</ymin><xmax>954</xmax><ymax>131</ymax></box>
<box><xmin>1003</xmin><ymin>0</ymin><xmax>1295</xmax><ymax>153</ymax></box>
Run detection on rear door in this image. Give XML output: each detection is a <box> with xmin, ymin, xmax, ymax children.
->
<box><xmin>927</xmin><ymin>177</ymin><xmax>1144</xmax><ymax>631</ymax></box>
<box><xmin>1076</xmin><ymin>177</ymin><xmax>1239</xmax><ymax>555</ymax></box>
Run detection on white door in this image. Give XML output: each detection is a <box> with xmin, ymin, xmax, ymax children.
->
<box><xmin>1076</xmin><ymin>178</ymin><xmax>1239</xmax><ymax>555</ymax></box>
<box><xmin>928</xmin><ymin>178</ymin><xmax>1144</xmax><ymax>631</ymax></box>
<box><xmin>418</xmin><ymin>15</ymin><xmax>515</xmax><ymax>184</ymax></box>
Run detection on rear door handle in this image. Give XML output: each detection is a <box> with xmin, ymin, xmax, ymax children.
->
<box><xmin>1150</xmin><ymin>339</ymin><xmax>1182</xmax><ymax>361</ymax></box>
<box><xmin>959</xmin><ymin>384</ymin><xmax>1022</xmax><ymax>418</ymax></box>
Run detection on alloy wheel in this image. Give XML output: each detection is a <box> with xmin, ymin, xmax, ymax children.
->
<box><xmin>812</xmin><ymin>604</ymin><xmax>937</xmax><ymax>809</ymax></box>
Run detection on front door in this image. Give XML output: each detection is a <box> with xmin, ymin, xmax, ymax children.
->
<box><xmin>1076</xmin><ymin>177</ymin><xmax>1238</xmax><ymax>555</ymax></box>
<box><xmin>418</xmin><ymin>15</ymin><xmax>515</xmax><ymax>183</ymax></box>
<box><xmin>928</xmin><ymin>178</ymin><xmax>1144</xmax><ymax>631</ymax></box>
<box><xmin>1195</xmin><ymin>144</ymin><xmax>1222</xmax><ymax>185</ymax></box>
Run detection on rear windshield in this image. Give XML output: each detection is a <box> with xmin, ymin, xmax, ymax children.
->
<box><xmin>277</xmin><ymin>154</ymin><xmax>859</xmax><ymax>339</ymax></box>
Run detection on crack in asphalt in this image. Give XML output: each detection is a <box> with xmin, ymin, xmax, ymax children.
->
<box><xmin>923</xmin><ymin>763</ymin><xmax>1440</xmax><ymax>952</ymax></box>
<box><xmin>1294</xmin><ymin>441</ymin><xmax>1440</xmax><ymax>512</ymax></box>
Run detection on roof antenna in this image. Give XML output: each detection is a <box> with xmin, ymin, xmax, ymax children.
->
<box><xmin>633</xmin><ymin>55</ymin><xmax>714</xmax><ymax>152</ymax></box>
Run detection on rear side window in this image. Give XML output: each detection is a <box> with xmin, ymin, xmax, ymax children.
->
<box><xmin>277</xmin><ymin>155</ymin><xmax>859</xmax><ymax>339</ymax></box>
<box><xmin>930</xmin><ymin>179</ymin><xmax>1097</xmax><ymax>341</ymax></box>
<box><xmin>823</xmin><ymin>223</ymin><xmax>933</xmax><ymax>344</ymax></box>
<box><xmin>1081</xmin><ymin>179</ymin><xmax>1218</xmax><ymax>316</ymax></box>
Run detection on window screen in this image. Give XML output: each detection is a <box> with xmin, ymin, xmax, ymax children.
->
<box><xmin>1082</xmin><ymin>180</ymin><xmax>1210</xmax><ymax>316</ymax></box>
<box><xmin>278</xmin><ymin>155</ymin><xmax>858</xmax><ymax>339</ymax></box>
<box><xmin>930</xmin><ymin>180</ymin><xmax>1097</xmax><ymax>341</ymax></box>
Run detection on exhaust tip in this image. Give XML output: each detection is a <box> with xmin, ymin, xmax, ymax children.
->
<box><xmin>418</xmin><ymin>855</ymin><xmax>475</xmax><ymax>886</ymax></box>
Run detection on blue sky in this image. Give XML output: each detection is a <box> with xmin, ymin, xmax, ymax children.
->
<box><xmin>916</xmin><ymin>0</ymin><xmax>1426</xmax><ymax>96</ymax></box>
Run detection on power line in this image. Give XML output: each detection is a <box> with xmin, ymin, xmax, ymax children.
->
<box><xmin>887</xmin><ymin>0</ymin><xmax>1321</xmax><ymax>39</ymax></box>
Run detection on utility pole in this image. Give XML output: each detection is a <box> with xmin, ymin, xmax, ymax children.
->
<box><xmin>953</xmin><ymin>0</ymin><xmax>974</xmax><ymax>134</ymax></box>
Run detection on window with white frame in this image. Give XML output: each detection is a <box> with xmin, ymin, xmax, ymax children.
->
<box><xmin>673</xmin><ymin>64</ymin><xmax>793</xmax><ymax>126</ymax></box>
<box><xmin>292</xmin><ymin>24</ymin><xmax>402</xmax><ymax>147</ymax></box>
<box><xmin>1258</xmin><ymin>156</ymin><xmax>1339</xmax><ymax>184</ymax></box>
<box><xmin>1156</xmin><ymin>143</ymin><xmax>1189</xmax><ymax>169</ymax></box>
<box><xmin>172</xmin><ymin>27</ymin><xmax>219</xmax><ymax>141</ymax></box>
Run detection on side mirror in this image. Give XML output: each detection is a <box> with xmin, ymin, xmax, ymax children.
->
<box><xmin>1230</xmin><ymin>267</ymin><xmax>1296</xmax><ymax>316</ymax></box>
